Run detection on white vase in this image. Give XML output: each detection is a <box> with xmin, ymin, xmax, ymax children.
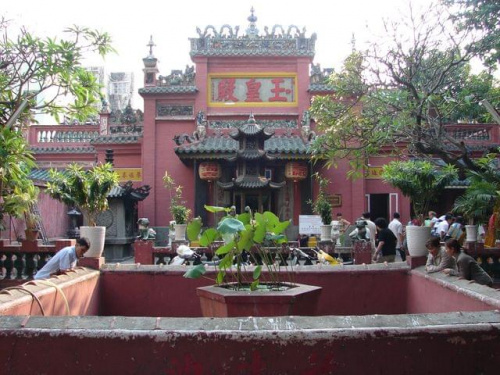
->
<box><xmin>80</xmin><ymin>226</ymin><xmax>106</xmax><ymax>258</ymax></box>
<box><xmin>174</xmin><ymin>224</ymin><xmax>187</xmax><ymax>241</ymax></box>
<box><xmin>465</xmin><ymin>225</ymin><xmax>478</xmax><ymax>242</ymax></box>
<box><xmin>405</xmin><ymin>226</ymin><xmax>431</xmax><ymax>257</ymax></box>
<box><xmin>320</xmin><ymin>225</ymin><xmax>333</xmax><ymax>242</ymax></box>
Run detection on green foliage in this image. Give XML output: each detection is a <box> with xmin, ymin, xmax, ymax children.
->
<box><xmin>382</xmin><ymin>160</ymin><xmax>458</xmax><ymax>221</ymax></box>
<box><xmin>310</xmin><ymin>2</ymin><xmax>499</xmax><ymax>178</ymax></box>
<box><xmin>184</xmin><ymin>206</ymin><xmax>291</xmax><ymax>291</ymax></box>
<box><xmin>46</xmin><ymin>163</ymin><xmax>119</xmax><ymax>226</ymax></box>
<box><xmin>0</xmin><ymin>127</ymin><xmax>36</xmax><ymax>230</ymax></box>
<box><xmin>444</xmin><ymin>0</ymin><xmax>500</xmax><ymax>68</ymax></box>
<box><xmin>163</xmin><ymin>172</ymin><xmax>191</xmax><ymax>224</ymax></box>
<box><xmin>310</xmin><ymin>176</ymin><xmax>332</xmax><ymax>224</ymax></box>
<box><xmin>0</xmin><ymin>19</ymin><xmax>115</xmax><ymax>126</ymax></box>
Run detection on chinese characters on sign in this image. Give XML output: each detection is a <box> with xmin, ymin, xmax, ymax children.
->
<box><xmin>210</xmin><ymin>75</ymin><xmax>296</xmax><ymax>106</ymax></box>
<box><xmin>115</xmin><ymin>168</ymin><xmax>142</xmax><ymax>182</ymax></box>
<box><xmin>365</xmin><ymin>167</ymin><xmax>384</xmax><ymax>179</ymax></box>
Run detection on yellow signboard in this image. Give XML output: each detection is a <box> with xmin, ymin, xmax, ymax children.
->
<box><xmin>365</xmin><ymin>167</ymin><xmax>384</xmax><ymax>179</ymax></box>
<box><xmin>208</xmin><ymin>72</ymin><xmax>298</xmax><ymax>107</ymax></box>
<box><xmin>115</xmin><ymin>168</ymin><xmax>142</xmax><ymax>182</ymax></box>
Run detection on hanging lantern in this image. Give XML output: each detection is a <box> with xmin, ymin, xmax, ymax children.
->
<box><xmin>199</xmin><ymin>162</ymin><xmax>221</xmax><ymax>182</ymax></box>
<box><xmin>285</xmin><ymin>162</ymin><xmax>308</xmax><ymax>182</ymax></box>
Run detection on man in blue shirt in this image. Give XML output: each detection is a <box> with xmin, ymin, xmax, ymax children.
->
<box><xmin>34</xmin><ymin>237</ymin><xmax>90</xmax><ymax>279</ymax></box>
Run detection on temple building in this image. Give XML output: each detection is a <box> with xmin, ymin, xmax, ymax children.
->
<box><xmin>17</xmin><ymin>9</ymin><xmax>498</xmax><ymax>244</ymax></box>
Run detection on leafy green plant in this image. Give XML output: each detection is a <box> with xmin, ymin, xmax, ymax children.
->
<box><xmin>184</xmin><ymin>205</ymin><xmax>291</xmax><ymax>291</ymax></box>
<box><xmin>46</xmin><ymin>163</ymin><xmax>119</xmax><ymax>226</ymax></box>
<box><xmin>382</xmin><ymin>160</ymin><xmax>458</xmax><ymax>223</ymax></box>
<box><xmin>163</xmin><ymin>172</ymin><xmax>191</xmax><ymax>224</ymax></box>
<box><xmin>311</xmin><ymin>175</ymin><xmax>332</xmax><ymax>224</ymax></box>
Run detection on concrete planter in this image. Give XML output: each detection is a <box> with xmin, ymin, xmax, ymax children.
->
<box><xmin>80</xmin><ymin>226</ymin><xmax>106</xmax><ymax>258</ymax></box>
<box><xmin>197</xmin><ymin>282</ymin><xmax>322</xmax><ymax>317</ymax></box>
<box><xmin>406</xmin><ymin>226</ymin><xmax>431</xmax><ymax>257</ymax></box>
<box><xmin>465</xmin><ymin>225</ymin><xmax>478</xmax><ymax>242</ymax></box>
<box><xmin>320</xmin><ymin>224</ymin><xmax>332</xmax><ymax>242</ymax></box>
<box><xmin>174</xmin><ymin>224</ymin><xmax>187</xmax><ymax>241</ymax></box>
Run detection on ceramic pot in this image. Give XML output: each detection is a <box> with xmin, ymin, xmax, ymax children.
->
<box><xmin>80</xmin><ymin>226</ymin><xmax>106</xmax><ymax>257</ymax></box>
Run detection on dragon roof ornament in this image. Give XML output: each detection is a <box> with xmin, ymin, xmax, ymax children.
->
<box><xmin>190</xmin><ymin>8</ymin><xmax>316</xmax><ymax>57</ymax></box>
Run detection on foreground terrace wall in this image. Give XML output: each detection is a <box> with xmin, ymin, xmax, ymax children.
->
<box><xmin>1</xmin><ymin>312</ymin><xmax>499</xmax><ymax>374</ymax></box>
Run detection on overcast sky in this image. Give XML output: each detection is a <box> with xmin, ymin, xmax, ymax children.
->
<box><xmin>4</xmin><ymin>0</ymin><xmax>436</xmax><ymax>106</ymax></box>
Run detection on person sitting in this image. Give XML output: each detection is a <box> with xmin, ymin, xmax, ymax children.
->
<box><xmin>442</xmin><ymin>239</ymin><xmax>493</xmax><ymax>287</ymax></box>
<box><xmin>34</xmin><ymin>237</ymin><xmax>90</xmax><ymax>280</ymax></box>
<box><xmin>425</xmin><ymin>237</ymin><xmax>455</xmax><ymax>273</ymax></box>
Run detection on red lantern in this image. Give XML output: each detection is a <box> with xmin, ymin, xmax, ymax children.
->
<box><xmin>285</xmin><ymin>162</ymin><xmax>308</xmax><ymax>182</ymax></box>
<box><xmin>199</xmin><ymin>162</ymin><xmax>221</xmax><ymax>182</ymax></box>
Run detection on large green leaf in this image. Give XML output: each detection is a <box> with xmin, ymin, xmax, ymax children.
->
<box><xmin>215</xmin><ymin>241</ymin><xmax>235</xmax><ymax>256</ymax></box>
<box><xmin>183</xmin><ymin>264</ymin><xmax>206</xmax><ymax>279</ymax></box>
<box><xmin>187</xmin><ymin>217</ymin><xmax>202</xmax><ymax>241</ymax></box>
<box><xmin>200</xmin><ymin>228</ymin><xmax>219</xmax><ymax>246</ymax></box>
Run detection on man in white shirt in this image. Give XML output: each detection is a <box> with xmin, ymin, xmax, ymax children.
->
<box><xmin>389</xmin><ymin>212</ymin><xmax>405</xmax><ymax>261</ymax></box>
<box><xmin>34</xmin><ymin>237</ymin><xmax>90</xmax><ymax>280</ymax></box>
<box><xmin>435</xmin><ymin>214</ymin><xmax>453</xmax><ymax>240</ymax></box>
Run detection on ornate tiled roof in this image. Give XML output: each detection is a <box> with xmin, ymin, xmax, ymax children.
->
<box><xmin>30</xmin><ymin>146</ymin><xmax>95</xmax><ymax>154</ymax></box>
<box><xmin>138</xmin><ymin>86</ymin><xmax>198</xmax><ymax>94</ymax></box>
<box><xmin>91</xmin><ymin>135</ymin><xmax>142</xmax><ymax>144</ymax></box>
<box><xmin>175</xmin><ymin>135</ymin><xmax>310</xmax><ymax>159</ymax></box>
<box><xmin>309</xmin><ymin>84</ymin><xmax>335</xmax><ymax>93</ymax></box>
<box><xmin>189</xmin><ymin>9</ymin><xmax>316</xmax><ymax>58</ymax></box>
<box><xmin>218</xmin><ymin>176</ymin><xmax>286</xmax><ymax>190</ymax></box>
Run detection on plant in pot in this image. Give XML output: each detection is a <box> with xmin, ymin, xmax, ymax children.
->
<box><xmin>311</xmin><ymin>175</ymin><xmax>332</xmax><ymax>242</ymax></box>
<box><xmin>382</xmin><ymin>160</ymin><xmax>457</xmax><ymax>256</ymax></box>
<box><xmin>3</xmin><ymin>181</ymin><xmax>40</xmax><ymax>241</ymax></box>
<box><xmin>452</xmin><ymin>170</ymin><xmax>498</xmax><ymax>243</ymax></box>
<box><xmin>163</xmin><ymin>171</ymin><xmax>191</xmax><ymax>240</ymax></box>
<box><xmin>183</xmin><ymin>205</ymin><xmax>322</xmax><ymax>317</ymax></box>
<box><xmin>46</xmin><ymin>162</ymin><xmax>119</xmax><ymax>257</ymax></box>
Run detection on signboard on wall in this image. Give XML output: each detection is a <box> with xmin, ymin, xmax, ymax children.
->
<box><xmin>299</xmin><ymin>215</ymin><xmax>323</xmax><ymax>235</ymax></box>
<box><xmin>208</xmin><ymin>73</ymin><xmax>298</xmax><ymax>107</ymax></box>
<box><xmin>115</xmin><ymin>168</ymin><xmax>142</xmax><ymax>182</ymax></box>
<box><xmin>365</xmin><ymin>166</ymin><xmax>384</xmax><ymax>179</ymax></box>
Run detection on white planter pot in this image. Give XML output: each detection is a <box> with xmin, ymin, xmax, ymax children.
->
<box><xmin>174</xmin><ymin>224</ymin><xmax>187</xmax><ymax>241</ymax></box>
<box><xmin>405</xmin><ymin>226</ymin><xmax>431</xmax><ymax>257</ymax></box>
<box><xmin>465</xmin><ymin>225</ymin><xmax>478</xmax><ymax>242</ymax></box>
<box><xmin>320</xmin><ymin>225</ymin><xmax>333</xmax><ymax>242</ymax></box>
<box><xmin>80</xmin><ymin>226</ymin><xmax>106</xmax><ymax>258</ymax></box>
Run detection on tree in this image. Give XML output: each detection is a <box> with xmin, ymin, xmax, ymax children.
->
<box><xmin>443</xmin><ymin>0</ymin><xmax>500</xmax><ymax>69</ymax></box>
<box><xmin>0</xmin><ymin>18</ymin><xmax>114</xmax><ymax>126</ymax></box>
<box><xmin>309</xmin><ymin>2</ymin><xmax>499</xmax><ymax>177</ymax></box>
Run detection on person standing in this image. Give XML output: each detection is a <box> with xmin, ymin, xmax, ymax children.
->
<box><xmin>34</xmin><ymin>237</ymin><xmax>90</xmax><ymax>280</ymax></box>
<box><xmin>362</xmin><ymin>212</ymin><xmax>377</xmax><ymax>253</ymax></box>
<box><xmin>442</xmin><ymin>239</ymin><xmax>493</xmax><ymax>287</ymax></box>
<box><xmin>373</xmin><ymin>217</ymin><xmax>397</xmax><ymax>263</ymax></box>
<box><xmin>389</xmin><ymin>212</ymin><xmax>405</xmax><ymax>261</ymax></box>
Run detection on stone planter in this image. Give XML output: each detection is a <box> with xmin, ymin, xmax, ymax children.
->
<box><xmin>174</xmin><ymin>224</ymin><xmax>187</xmax><ymax>241</ymax></box>
<box><xmin>320</xmin><ymin>224</ymin><xmax>332</xmax><ymax>242</ymax></box>
<box><xmin>80</xmin><ymin>226</ymin><xmax>106</xmax><ymax>258</ymax></box>
<box><xmin>405</xmin><ymin>226</ymin><xmax>431</xmax><ymax>257</ymax></box>
<box><xmin>465</xmin><ymin>225</ymin><xmax>478</xmax><ymax>243</ymax></box>
<box><xmin>197</xmin><ymin>282</ymin><xmax>322</xmax><ymax>317</ymax></box>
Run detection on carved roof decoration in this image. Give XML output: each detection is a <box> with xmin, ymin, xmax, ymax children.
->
<box><xmin>218</xmin><ymin>176</ymin><xmax>286</xmax><ymax>190</ymax></box>
<box><xmin>229</xmin><ymin>114</ymin><xmax>275</xmax><ymax>140</ymax></box>
<box><xmin>190</xmin><ymin>9</ymin><xmax>316</xmax><ymax>58</ymax></box>
<box><xmin>139</xmin><ymin>86</ymin><xmax>198</xmax><ymax>94</ymax></box>
<box><xmin>108</xmin><ymin>181</ymin><xmax>151</xmax><ymax>201</ymax></box>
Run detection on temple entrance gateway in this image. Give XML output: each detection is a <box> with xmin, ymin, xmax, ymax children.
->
<box><xmin>233</xmin><ymin>190</ymin><xmax>274</xmax><ymax>213</ymax></box>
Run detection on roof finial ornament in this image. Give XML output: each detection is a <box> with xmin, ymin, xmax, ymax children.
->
<box><xmin>147</xmin><ymin>35</ymin><xmax>156</xmax><ymax>58</ymax></box>
<box><xmin>246</xmin><ymin>7</ymin><xmax>259</xmax><ymax>38</ymax></box>
<box><xmin>248</xmin><ymin>112</ymin><xmax>256</xmax><ymax>124</ymax></box>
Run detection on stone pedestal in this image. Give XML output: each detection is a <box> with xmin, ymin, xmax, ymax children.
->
<box><xmin>352</xmin><ymin>241</ymin><xmax>372</xmax><ymax>264</ymax></box>
<box><xmin>133</xmin><ymin>240</ymin><xmax>154</xmax><ymax>265</ymax></box>
<box><xmin>78</xmin><ymin>256</ymin><xmax>105</xmax><ymax>270</ymax></box>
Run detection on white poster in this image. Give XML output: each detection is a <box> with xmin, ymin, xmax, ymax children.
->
<box><xmin>299</xmin><ymin>215</ymin><xmax>322</xmax><ymax>235</ymax></box>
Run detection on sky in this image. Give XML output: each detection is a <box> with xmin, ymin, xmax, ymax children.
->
<box><xmin>4</xmin><ymin>0</ymin><xmax>436</xmax><ymax>108</ymax></box>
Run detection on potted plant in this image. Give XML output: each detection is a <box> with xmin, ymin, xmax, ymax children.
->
<box><xmin>311</xmin><ymin>175</ymin><xmax>332</xmax><ymax>241</ymax></box>
<box><xmin>183</xmin><ymin>205</ymin><xmax>322</xmax><ymax>317</ymax></box>
<box><xmin>163</xmin><ymin>171</ymin><xmax>192</xmax><ymax>240</ymax></box>
<box><xmin>3</xmin><ymin>181</ymin><xmax>40</xmax><ymax>241</ymax></box>
<box><xmin>382</xmin><ymin>160</ymin><xmax>457</xmax><ymax>256</ymax></box>
<box><xmin>46</xmin><ymin>162</ymin><xmax>119</xmax><ymax>257</ymax></box>
<box><xmin>452</xmin><ymin>171</ymin><xmax>497</xmax><ymax>242</ymax></box>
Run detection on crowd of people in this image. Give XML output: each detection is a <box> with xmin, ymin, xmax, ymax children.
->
<box><xmin>338</xmin><ymin>210</ymin><xmax>493</xmax><ymax>287</ymax></box>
